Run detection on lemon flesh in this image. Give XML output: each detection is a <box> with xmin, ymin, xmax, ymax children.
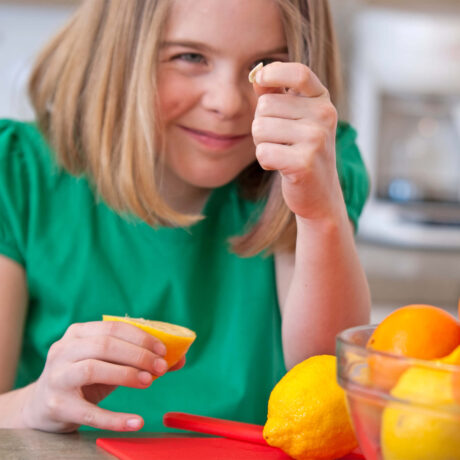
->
<box><xmin>102</xmin><ymin>315</ymin><xmax>196</xmax><ymax>368</ymax></box>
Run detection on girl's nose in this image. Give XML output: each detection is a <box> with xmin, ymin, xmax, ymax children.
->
<box><xmin>201</xmin><ymin>74</ymin><xmax>248</xmax><ymax>119</ymax></box>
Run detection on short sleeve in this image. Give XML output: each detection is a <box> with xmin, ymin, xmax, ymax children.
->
<box><xmin>335</xmin><ymin>121</ymin><xmax>370</xmax><ymax>231</ymax></box>
<box><xmin>0</xmin><ymin>120</ymin><xmax>31</xmax><ymax>266</ymax></box>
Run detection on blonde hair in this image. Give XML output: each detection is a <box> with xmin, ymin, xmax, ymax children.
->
<box><xmin>29</xmin><ymin>0</ymin><xmax>341</xmax><ymax>256</ymax></box>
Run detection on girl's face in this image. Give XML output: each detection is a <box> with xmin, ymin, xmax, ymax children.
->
<box><xmin>157</xmin><ymin>0</ymin><xmax>288</xmax><ymax>193</ymax></box>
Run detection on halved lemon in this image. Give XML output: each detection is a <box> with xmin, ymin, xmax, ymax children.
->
<box><xmin>102</xmin><ymin>315</ymin><xmax>196</xmax><ymax>368</ymax></box>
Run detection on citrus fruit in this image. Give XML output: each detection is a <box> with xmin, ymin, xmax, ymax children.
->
<box><xmin>102</xmin><ymin>315</ymin><xmax>196</xmax><ymax>368</ymax></box>
<box><xmin>445</xmin><ymin>344</ymin><xmax>460</xmax><ymax>403</ymax></box>
<box><xmin>366</xmin><ymin>304</ymin><xmax>460</xmax><ymax>390</ymax></box>
<box><xmin>263</xmin><ymin>355</ymin><xmax>358</xmax><ymax>460</ymax></box>
<box><xmin>381</xmin><ymin>347</ymin><xmax>460</xmax><ymax>460</ymax></box>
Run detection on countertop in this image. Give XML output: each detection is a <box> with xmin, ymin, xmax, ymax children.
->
<box><xmin>0</xmin><ymin>429</ymin><xmax>172</xmax><ymax>460</ymax></box>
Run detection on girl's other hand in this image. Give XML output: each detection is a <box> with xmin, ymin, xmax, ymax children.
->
<box><xmin>251</xmin><ymin>62</ymin><xmax>343</xmax><ymax>224</ymax></box>
<box><xmin>21</xmin><ymin>321</ymin><xmax>176</xmax><ymax>433</ymax></box>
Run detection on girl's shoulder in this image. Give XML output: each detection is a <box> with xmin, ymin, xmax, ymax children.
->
<box><xmin>0</xmin><ymin>118</ymin><xmax>72</xmax><ymax>200</ymax></box>
<box><xmin>0</xmin><ymin>118</ymin><xmax>57</xmax><ymax>172</ymax></box>
<box><xmin>0</xmin><ymin>119</ymin><xmax>92</xmax><ymax>266</ymax></box>
<box><xmin>0</xmin><ymin>119</ymin><xmax>53</xmax><ymax>265</ymax></box>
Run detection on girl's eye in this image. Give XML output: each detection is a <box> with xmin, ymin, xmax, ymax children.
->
<box><xmin>172</xmin><ymin>53</ymin><xmax>206</xmax><ymax>64</ymax></box>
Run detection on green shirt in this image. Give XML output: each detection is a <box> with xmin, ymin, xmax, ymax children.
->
<box><xmin>0</xmin><ymin>119</ymin><xmax>368</xmax><ymax>431</ymax></box>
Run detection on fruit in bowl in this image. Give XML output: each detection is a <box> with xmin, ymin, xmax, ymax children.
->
<box><xmin>366</xmin><ymin>304</ymin><xmax>460</xmax><ymax>390</ymax></box>
<box><xmin>381</xmin><ymin>346</ymin><xmax>460</xmax><ymax>460</ymax></box>
<box><xmin>336</xmin><ymin>304</ymin><xmax>460</xmax><ymax>460</ymax></box>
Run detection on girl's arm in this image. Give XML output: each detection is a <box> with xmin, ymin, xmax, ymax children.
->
<box><xmin>275</xmin><ymin>217</ymin><xmax>370</xmax><ymax>370</ymax></box>
<box><xmin>0</xmin><ymin>255</ymin><xmax>30</xmax><ymax>427</ymax></box>
<box><xmin>251</xmin><ymin>62</ymin><xmax>371</xmax><ymax>369</ymax></box>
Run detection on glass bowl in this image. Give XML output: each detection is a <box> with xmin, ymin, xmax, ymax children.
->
<box><xmin>336</xmin><ymin>325</ymin><xmax>460</xmax><ymax>460</ymax></box>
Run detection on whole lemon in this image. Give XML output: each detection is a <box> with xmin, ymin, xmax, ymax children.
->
<box><xmin>381</xmin><ymin>346</ymin><xmax>460</xmax><ymax>460</ymax></box>
<box><xmin>263</xmin><ymin>355</ymin><xmax>358</xmax><ymax>460</ymax></box>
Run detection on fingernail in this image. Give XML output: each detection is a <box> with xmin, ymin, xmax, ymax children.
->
<box><xmin>153</xmin><ymin>358</ymin><xmax>168</xmax><ymax>375</ymax></box>
<box><xmin>249</xmin><ymin>62</ymin><xmax>263</xmax><ymax>83</ymax></box>
<box><xmin>255</xmin><ymin>70</ymin><xmax>262</xmax><ymax>84</ymax></box>
<box><xmin>138</xmin><ymin>371</ymin><xmax>152</xmax><ymax>385</ymax></box>
<box><xmin>126</xmin><ymin>418</ymin><xmax>142</xmax><ymax>430</ymax></box>
<box><xmin>154</xmin><ymin>342</ymin><xmax>167</xmax><ymax>356</ymax></box>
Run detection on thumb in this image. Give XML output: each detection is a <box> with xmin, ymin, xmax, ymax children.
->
<box><xmin>249</xmin><ymin>63</ymin><xmax>283</xmax><ymax>97</ymax></box>
<box><xmin>252</xmin><ymin>81</ymin><xmax>281</xmax><ymax>97</ymax></box>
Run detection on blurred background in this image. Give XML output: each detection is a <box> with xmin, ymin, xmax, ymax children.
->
<box><xmin>0</xmin><ymin>0</ymin><xmax>459</xmax><ymax>322</ymax></box>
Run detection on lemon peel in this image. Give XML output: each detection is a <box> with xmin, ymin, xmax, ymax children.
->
<box><xmin>263</xmin><ymin>355</ymin><xmax>357</xmax><ymax>460</ymax></box>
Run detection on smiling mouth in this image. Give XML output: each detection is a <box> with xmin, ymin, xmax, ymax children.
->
<box><xmin>179</xmin><ymin>126</ymin><xmax>249</xmax><ymax>141</ymax></box>
<box><xmin>178</xmin><ymin>125</ymin><xmax>250</xmax><ymax>151</ymax></box>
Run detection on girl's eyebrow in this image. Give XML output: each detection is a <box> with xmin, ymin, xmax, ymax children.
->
<box><xmin>161</xmin><ymin>40</ymin><xmax>214</xmax><ymax>52</ymax></box>
<box><xmin>254</xmin><ymin>46</ymin><xmax>289</xmax><ymax>55</ymax></box>
<box><xmin>160</xmin><ymin>40</ymin><xmax>288</xmax><ymax>56</ymax></box>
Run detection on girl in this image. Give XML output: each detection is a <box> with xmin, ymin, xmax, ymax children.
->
<box><xmin>0</xmin><ymin>0</ymin><xmax>370</xmax><ymax>433</ymax></box>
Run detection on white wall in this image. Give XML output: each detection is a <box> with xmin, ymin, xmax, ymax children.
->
<box><xmin>0</xmin><ymin>3</ymin><xmax>76</xmax><ymax>119</ymax></box>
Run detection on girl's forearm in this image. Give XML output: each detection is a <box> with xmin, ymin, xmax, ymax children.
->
<box><xmin>0</xmin><ymin>384</ymin><xmax>34</xmax><ymax>428</ymax></box>
<box><xmin>281</xmin><ymin>211</ymin><xmax>371</xmax><ymax>369</ymax></box>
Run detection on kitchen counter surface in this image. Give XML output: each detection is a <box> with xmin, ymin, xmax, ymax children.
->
<box><xmin>0</xmin><ymin>429</ymin><xmax>294</xmax><ymax>459</ymax></box>
<box><xmin>0</xmin><ymin>429</ymin><xmax>174</xmax><ymax>460</ymax></box>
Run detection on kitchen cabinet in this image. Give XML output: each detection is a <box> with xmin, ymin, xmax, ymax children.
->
<box><xmin>358</xmin><ymin>240</ymin><xmax>460</xmax><ymax>322</ymax></box>
<box><xmin>330</xmin><ymin>0</ymin><xmax>460</xmax><ymax>321</ymax></box>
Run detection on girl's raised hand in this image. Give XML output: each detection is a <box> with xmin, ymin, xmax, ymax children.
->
<box><xmin>251</xmin><ymin>62</ymin><xmax>343</xmax><ymax>224</ymax></box>
<box><xmin>21</xmin><ymin>321</ymin><xmax>182</xmax><ymax>433</ymax></box>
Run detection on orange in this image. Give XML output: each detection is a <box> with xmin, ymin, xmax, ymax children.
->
<box><xmin>263</xmin><ymin>355</ymin><xmax>358</xmax><ymax>460</ymax></box>
<box><xmin>102</xmin><ymin>315</ymin><xmax>196</xmax><ymax>369</ymax></box>
<box><xmin>366</xmin><ymin>304</ymin><xmax>460</xmax><ymax>390</ymax></box>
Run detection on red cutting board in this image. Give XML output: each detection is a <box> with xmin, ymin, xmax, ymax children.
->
<box><xmin>96</xmin><ymin>437</ymin><xmax>365</xmax><ymax>460</ymax></box>
<box><xmin>96</xmin><ymin>436</ymin><xmax>291</xmax><ymax>459</ymax></box>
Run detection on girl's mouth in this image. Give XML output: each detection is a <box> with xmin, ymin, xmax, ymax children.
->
<box><xmin>179</xmin><ymin>126</ymin><xmax>250</xmax><ymax>151</ymax></box>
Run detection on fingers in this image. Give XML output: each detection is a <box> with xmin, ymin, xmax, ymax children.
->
<box><xmin>252</xmin><ymin>81</ymin><xmax>282</xmax><ymax>97</ymax></box>
<box><xmin>61</xmin><ymin>398</ymin><xmax>144</xmax><ymax>432</ymax></box>
<box><xmin>255</xmin><ymin>143</ymin><xmax>293</xmax><ymax>172</ymax></box>
<box><xmin>61</xmin><ymin>360</ymin><xmax>154</xmax><ymax>389</ymax></box>
<box><xmin>252</xmin><ymin>117</ymin><xmax>312</xmax><ymax>145</ymax></box>
<box><xmin>255</xmin><ymin>93</ymin><xmax>337</xmax><ymax>128</ymax></box>
<box><xmin>253</xmin><ymin>61</ymin><xmax>327</xmax><ymax>98</ymax></box>
<box><xmin>255</xmin><ymin>93</ymin><xmax>306</xmax><ymax>120</ymax></box>
<box><xmin>254</xmin><ymin>122</ymin><xmax>333</xmax><ymax>179</ymax></box>
<box><xmin>52</xmin><ymin>336</ymin><xmax>168</xmax><ymax>377</ymax></box>
<box><xmin>255</xmin><ymin>143</ymin><xmax>315</xmax><ymax>176</ymax></box>
<box><xmin>64</xmin><ymin>321</ymin><xmax>167</xmax><ymax>357</ymax></box>
<box><xmin>169</xmin><ymin>356</ymin><xmax>186</xmax><ymax>371</ymax></box>
<box><xmin>252</xmin><ymin>109</ymin><xmax>333</xmax><ymax>149</ymax></box>
<box><xmin>251</xmin><ymin>63</ymin><xmax>337</xmax><ymax>155</ymax></box>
